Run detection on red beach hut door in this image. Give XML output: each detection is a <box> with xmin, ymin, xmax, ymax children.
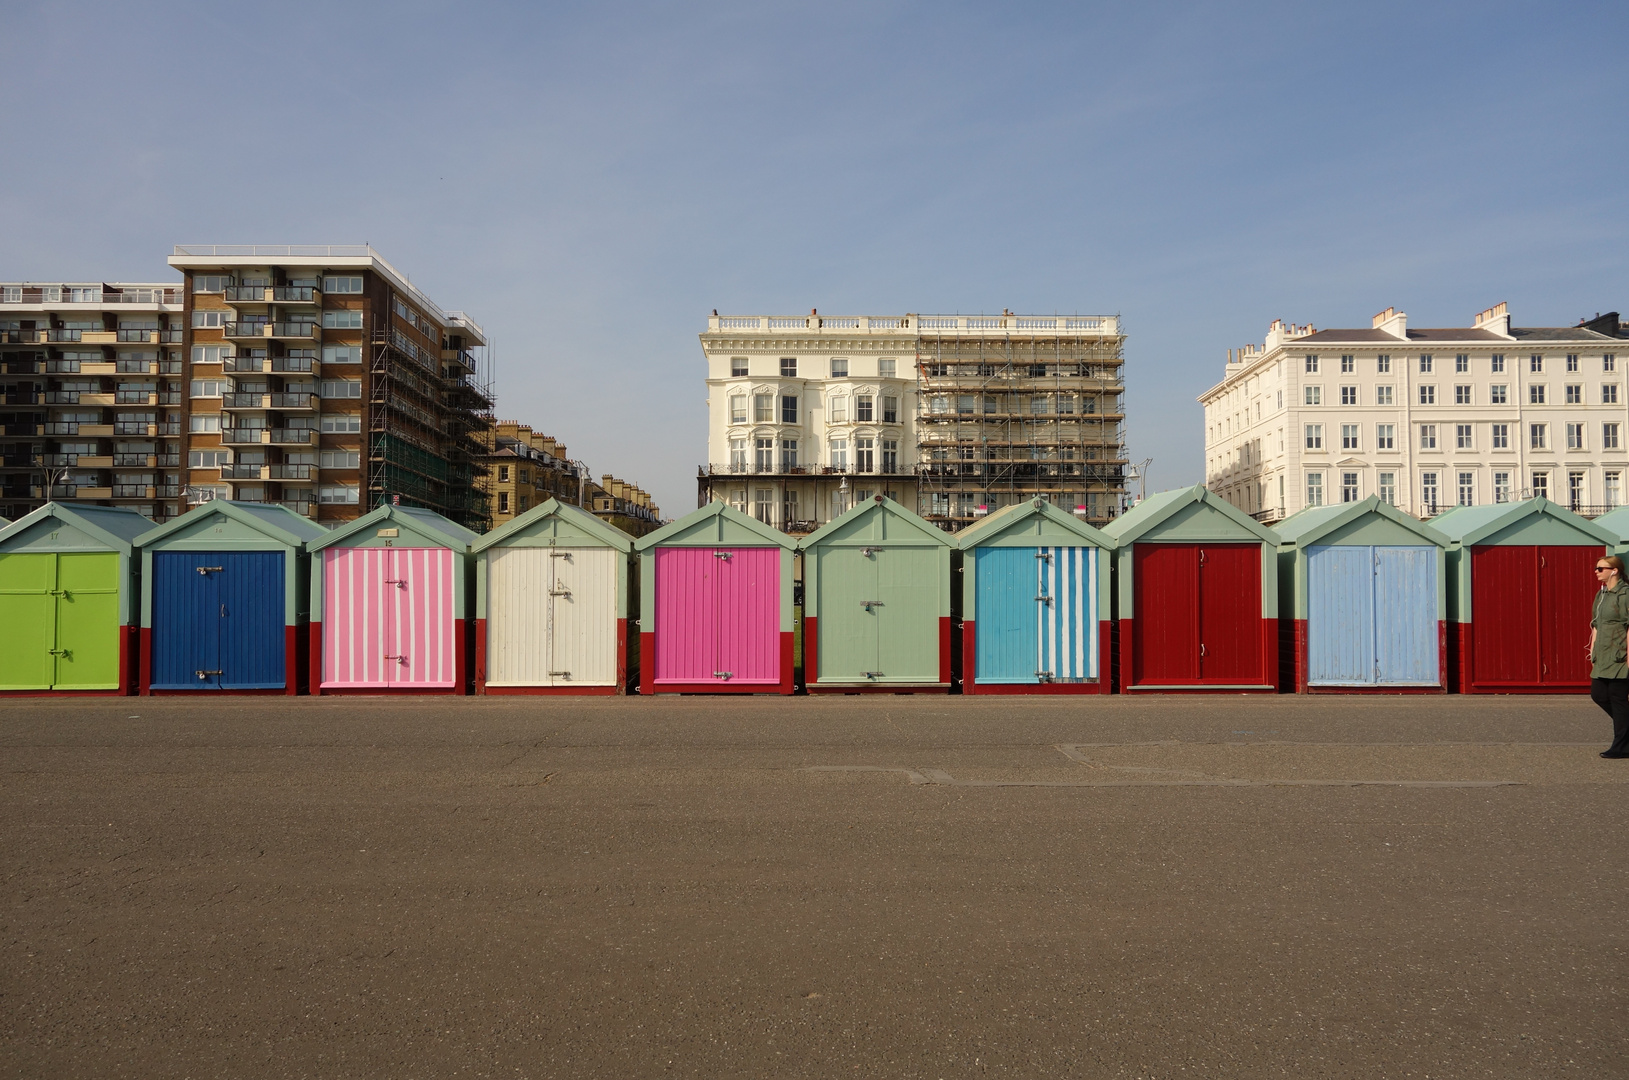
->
<box><xmin>1133</xmin><ymin>544</ymin><xmax>1199</xmax><ymax>684</ymax></box>
<box><xmin>1471</xmin><ymin>544</ymin><xmax>1599</xmax><ymax>688</ymax></box>
<box><xmin>1198</xmin><ymin>544</ymin><xmax>1262</xmax><ymax>682</ymax></box>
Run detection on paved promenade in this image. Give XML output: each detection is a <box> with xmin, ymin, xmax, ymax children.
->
<box><xmin>3</xmin><ymin>694</ymin><xmax>1626</xmax><ymax>1078</ymax></box>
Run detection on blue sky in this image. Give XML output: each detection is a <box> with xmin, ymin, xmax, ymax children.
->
<box><xmin>3</xmin><ymin>1</ymin><xmax>1625</xmax><ymax>513</ymax></box>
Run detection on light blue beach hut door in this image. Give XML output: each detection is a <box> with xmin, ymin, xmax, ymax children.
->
<box><xmin>974</xmin><ymin>546</ymin><xmax>1098</xmax><ymax>683</ymax></box>
<box><xmin>1307</xmin><ymin>545</ymin><xmax>1436</xmax><ymax>686</ymax></box>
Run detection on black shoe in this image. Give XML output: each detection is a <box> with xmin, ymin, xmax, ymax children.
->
<box><xmin>1601</xmin><ymin>751</ymin><xmax>1629</xmax><ymax>759</ymax></box>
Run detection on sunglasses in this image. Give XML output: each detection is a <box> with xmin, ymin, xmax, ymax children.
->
<box><xmin>1597</xmin><ymin>566</ymin><xmax>1616</xmax><ymax>572</ymax></box>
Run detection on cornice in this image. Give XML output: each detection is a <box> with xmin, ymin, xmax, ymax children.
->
<box><xmin>700</xmin><ymin>335</ymin><xmax>910</xmax><ymax>354</ymax></box>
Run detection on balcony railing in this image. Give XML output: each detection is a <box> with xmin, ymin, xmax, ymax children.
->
<box><xmin>46</xmin><ymin>329</ymin><xmax>82</xmax><ymax>342</ymax></box>
<box><xmin>271</xmin><ymin>322</ymin><xmax>319</xmax><ymax>340</ymax></box>
<box><xmin>115</xmin><ymin>391</ymin><xmax>155</xmax><ymax>405</ymax></box>
<box><xmin>158</xmin><ymin>392</ymin><xmax>182</xmax><ymax>405</ymax></box>
<box><xmin>111</xmin><ymin>485</ymin><xmax>151</xmax><ymax>498</ymax></box>
<box><xmin>701</xmin><ymin>463</ymin><xmax>905</xmax><ymax>477</ymax></box>
<box><xmin>116</xmin><ymin>360</ymin><xmax>154</xmax><ymax>374</ymax></box>
<box><xmin>44</xmin><ymin>454</ymin><xmax>78</xmax><ymax>467</ymax></box>
<box><xmin>155</xmin><ymin>423</ymin><xmax>181</xmax><ymax>436</ymax></box>
<box><xmin>222</xmin><ymin>428</ymin><xmax>266</xmax><ymax>444</ymax></box>
<box><xmin>269</xmin><ymin>393</ymin><xmax>313</xmax><ymax>409</ymax></box>
<box><xmin>268</xmin><ymin>428</ymin><xmax>317</xmax><ymax>445</ymax></box>
<box><xmin>112</xmin><ymin>453</ymin><xmax>151</xmax><ymax>466</ymax></box>
<box><xmin>223</xmin><ymin>321</ymin><xmax>269</xmax><ymax>339</ymax></box>
<box><xmin>1</xmin><ymin>330</ymin><xmax>40</xmax><ymax>343</ymax></box>
<box><xmin>277</xmin><ymin>499</ymin><xmax>316</xmax><ymax>517</ymax></box>
<box><xmin>223</xmin><ymin>287</ymin><xmax>269</xmax><ymax>302</ymax></box>
<box><xmin>44</xmin><ymin>391</ymin><xmax>80</xmax><ymax>404</ymax></box>
<box><xmin>156</xmin><ymin>485</ymin><xmax>181</xmax><ymax>498</ymax></box>
<box><xmin>155</xmin><ymin>455</ymin><xmax>181</xmax><ymax>468</ymax></box>
<box><xmin>113</xmin><ymin>422</ymin><xmax>152</xmax><ymax>436</ymax></box>
<box><xmin>44</xmin><ymin>422</ymin><xmax>79</xmax><ymax>435</ymax></box>
<box><xmin>271</xmin><ymin>356</ymin><xmax>314</xmax><ymax>373</ymax></box>
<box><xmin>269</xmin><ymin>464</ymin><xmax>314</xmax><ymax>480</ymax></box>
<box><xmin>45</xmin><ymin>361</ymin><xmax>80</xmax><ymax>373</ymax></box>
<box><xmin>116</xmin><ymin>330</ymin><xmax>156</xmax><ymax>343</ymax></box>
<box><xmin>222</xmin><ymin>393</ymin><xmax>267</xmax><ymax>409</ymax></box>
<box><xmin>161</xmin><ymin>330</ymin><xmax>185</xmax><ymax>343</ymax></box>
<box><xmin>225</xmin><ymin>357</ymin><xmax>265</xmax><ymax>373</ymax></box>
<box><xmin>219</xmin><ymin>465</ymin><xmax>265</xmax><ymax>480</ymax></box>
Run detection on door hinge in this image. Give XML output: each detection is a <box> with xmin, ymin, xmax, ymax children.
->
<box><xmin>713</xmin><ymin>670</ymin><xmax>733</xmax><ymax>679</ymax></box>
<box><xmin>195</xmin><ymin>669</ymin><xmax>222</xmax><ymax>679</ymax></box>
<box><xmin>196</xmin><ymin>565</ymin><xmax>223</xmax><ymax>575</ymax></box>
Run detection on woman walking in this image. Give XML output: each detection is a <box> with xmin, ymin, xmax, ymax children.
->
<box><xmin>1588</xmin><ymin>554</ymin><xmax>1629</xmax><ymax>758</ymax></box>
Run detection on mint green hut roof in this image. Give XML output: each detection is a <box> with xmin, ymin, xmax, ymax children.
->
<box><xmin>635</xmin><ymin>500</ymin><xmax>798</xmax><ymax>551</ymax></box>
<box><xmin>1427</xmin><ymin>498</ymin><xmax>1614</xmax><ymax>548</ymax></box>
<box><xmin>955</xmin><ymin>497</ymin><xmax>1115</xmax><ymax>550</ymax></box>
<box><xmin>1589</xmin><ymin>505</ymin><xmax>1629</xmax><ymax>553</ymax></box>
<box><xmin>0</xmin><ymin>502</ymin><xmax>156</xmax><ymax>553</ymax></box>
<box><xmin>471</xmin><ymin>497</ymin><xmax>635</xmax><ymax>554</ymax></box>
<box><xmin>307</xmin><ymin>504</ymin><xmax>479</xmax><ymax>553</ymax></box>
<box><xmin>134</xmin><ymin>500</ymin><xmax>329</xmax><ymax>549</ymax></box>
<box><xmin>1102</xmin><ymin>484</ymin><xmax>1277</xmax><ymax>545</ymax></box>
<box><xmin>1273</xmin><ymin>496</ymin><xmax>1449</xmax><ymax>549</ymax></box>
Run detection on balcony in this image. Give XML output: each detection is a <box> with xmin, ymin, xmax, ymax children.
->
<box><xmin>223</xmin><ymin>287</ymin><xmax>270</xmax><ymax>303</ymax></box>
<box><xmin>223</xmin><ymin>321</ymin><xmax>320</xmax><ymax>342</ymax></box>
<box><xmin>161</xmin><ymin>330</ymin><xmax>185</xmax><ymax>343</ymax></box>
<box><xmin>269</xmin><ymin>393</ymin><xmax>314</xmax><ymax>410</ymax></box>
<box><xmin>1</xmin><ymin>329</ymin><xmax>40</xmax><ymax>344</ymax></box>
<box><xmin>44</xmin><ymin>391</ymin><xmax>80</xmax><ymax>405</ymax></box>
<box><xmin>269</xmin><ymin>464</ymin><xmax>314</xmax><ymax>481</ymax></box>
<box><xmin>80</xmin><ymin>392</ymin><xmax>115</xmax><ymax>406</ymax></box>
<box><xmin>113</xmin><ymin>453</ymin><xmax>156</xmax><ymax>467</ymax></box>
<box><xmin>219</xmin><ymin>464</ymin><xmax>266</xmax><ymax>480</ymax></box>
<box><xmin>222</xmin><ymin>286</ymin><xmax>320</xmax><ymax>305</ymax></box>
<box><xmin>224</xmin><ymin>321</ymin><xmax>270</xmax><ymax>340</ymax></box>
<box><xmin>115</xmin><ymin>391</ymin><xmax>156</xmax><ymax>406</ymax></box>
<box><xmin>158</xmin><ymin>392</ymin><xmax>182</xmax><ymax>405</ymax></box>
<box><xmin>116</xmin><ymin>330</ymin><xmax>157</xmax><ymax>344</ymax></box>
<box><xmin>222</xmin><ymin>428</ymin><xmax>267</xmax><ymax>445</ymax></box>
<box><xmin>221</xmin><ymin>393</ymin><xmax>268</xmax><ymax>409</ymax></box>
<box><xmin>111</xmin><ymin>485</ymin><xmax>154</xmax><ymax>499</ymax></box>
<box><xmin>277</xmin><ymin>499</ymin><xmax>317</xmax><ymax>518</ymax></box>
<box><xmin>155</xmin><ymin>455</ymin><xmax>181</xmax><ymax>468</ymax></box>
<box><xmin>155</xmin><ymin>422</ymin><xmax>181</xmax><ymax>436</ymax></box>
<box><xmin>700</xmin><ymin>463</ymin><xmax>907</xmax><ymax>478</ymax></box>
<box><xmin>270</xmin><ymin>355</ymin><xmax>315</xmax><ymax>374</ymax></box>
<box><xmin>156</xmin><ymin>485</ymin><xmax>181</xmax><ymax>499</ymax></box>
<box><xmin>73</xmin><ymin>486</ymin><xmax>113</xmax><ymax>499</ymax></box>
<box><xmin>76</xmin><ymin>455</ymin><xmax>113</xmax><ymax>468</ymax></box>
<box><xmin>268</xmin><ymin>428</ymin><xmax>317</xmax><ymax>446</ymax></box>
<box><xmin>225</xmin><ymin>357</ymin><xmax>265</xmax><ymax>374</ymax></box>
<box><xmin>113</xmin><ymin>422</ymin><xmax>154</xmax><ymax>436</ymax></box>
<box><xmin>116</xmin><ymin>360</ymin><xmax>155</xmax><ymax>374</ymax></box>
<box><xmin>43</xmin><ymin>422</ymin><xmax>79</xmax><ymax>435</ymax></box>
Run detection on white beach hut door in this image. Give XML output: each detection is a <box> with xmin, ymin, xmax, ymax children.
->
<box><xmin>489</xmin><ymin>547</ymin><xmax>616</xmax><ymax>686</ymax></box>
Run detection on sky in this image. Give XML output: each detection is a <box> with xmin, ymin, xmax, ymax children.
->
<box><xmin>3</xmin><ymin>0</ymin><xmax>1626</xmax><ymax>514</ymax></box>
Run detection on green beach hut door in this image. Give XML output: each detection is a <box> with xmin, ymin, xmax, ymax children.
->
<box><xmin>817</xmin><ymin>544</ymin><xmax>939</xmax><ymax>684</ymax></box>
<box><xmin>0</xmin><ymin>552</ymin><xmax>121</xmax><ymax>690</ymax></box>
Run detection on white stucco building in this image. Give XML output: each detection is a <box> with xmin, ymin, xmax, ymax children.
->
<box><xmin>1201</xmin><ymin>305</ymin><xmax>1629</xmax><ymax>521</ymax></box>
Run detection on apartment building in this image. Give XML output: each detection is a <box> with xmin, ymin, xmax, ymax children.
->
<box><xmin>698</xmin><ymin>312</ymin><xmax>1127</xmax><ymax>532</ymax></box>
<box><xmin>588</xmin><ymin>474</ymin><xmax>662</xmax><ymax>537</ymax></box>
<box><xmin>483</xmin><ymin>420</ymin><xmax>585</xmax><ymax>526</ymax></box>
<box><xmin>168</xmin><ymin>245</ymin><xmax>493</xmax><ymax>529</ymax></box>
<box><xmin>1202</xmin><ymin>305</ymin><xmax>1629</xmax><ymax>521</ymax></box>
<box><xmin>0</xmin><ymin>281</ymin><xmax>187</xmax><ymax>522</ymax></box>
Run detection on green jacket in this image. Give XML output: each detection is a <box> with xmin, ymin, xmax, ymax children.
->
<box><xmin>1591</xmin><ymin>582</ymin><xmax>1629</xmax><ymax>680</ymax></box>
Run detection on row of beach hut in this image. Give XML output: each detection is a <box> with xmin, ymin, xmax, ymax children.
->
<box><xmin>0</xmin><ymin>485</ymin><xmax>1621</xmax><ymax>696</ymax></box>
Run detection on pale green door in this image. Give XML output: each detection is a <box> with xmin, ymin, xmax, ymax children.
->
<box><xmin>876</xmin><ymin>547</ymin><xmax>941</xmax><ymax>682</ymax></box>
<box><xmin>53</xmin><ymin>553</ymin><xmax>121</xmax><ymax>689</ymax></box>
<box><xmin>816</xmin><ymin>546</ymin><xmax>879</xmax><ymax>681</ymax></box>
<box><xmin>0</xmin><ymin>553</ymin><xmax>56</xmax><ymax>689</ymax></box>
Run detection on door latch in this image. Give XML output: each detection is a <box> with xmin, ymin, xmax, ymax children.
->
<box><xmin>385</xmin><ymin>654</ymin><xmax>407</xmax><ymax>664</ymax></box>
<box><xmin>1035</xmin><ymin>670</ymin><xmax>1054</xmax><ymax>680</ymax></box>
<box><xmin>713</xmin><ymin>670</ymin><xmax>733</xmax><ymax>679</ymax></box>
<box><xmin>48</xmin><ymin>648</ymin><xmax>70</xmax><ymax>657</ymax></box>
<box><xmin>195</xmin><ymin>565</ymin><xmax>223</xmax><ymax>575</ymax></box>
<box><xmin>861</xmin><ymin>547</ymin><xmax>880</xmax><ymax>556</ymax></box>
<box><xmin>195</xmin><ymin>669</ymin><xmax>222</xmax><ymax>679</ymax></box>
<box><xmin>1034</xmin><ymin>595</ymin><xmax>1053</xmax><ymax>606</ymax></box>
<box><xmin>548</xmin><ymin>670</ymin><xmax>572</xmax><ymax>678</ymax></box>
<box><xmin>713</xmin><ymin>551</ymin><xmax>733</xmax><ymax>560</ymax></box>
<box><xmin>549</xmin><ymin>588</ymin><xmax>571</xmax><ymax>597</ymax></box>
<box><xmin>862</xmin><ymin>671</ymin><xmax>884</xmax><ymax>679</ymax></box>
<box><xmin>861</xmin><ymin>599</ymin><xmax>884</xmax><ymax>610</ymax></box>
<box><xmin>383</xmin><ymin>578</ymin><xmax>406</xmax><ymax>588</ymax></box>
<box><xmin>1035</xmin><ymin>552</ymin><xmax>1053</xmax><ymax>562</ymax></box>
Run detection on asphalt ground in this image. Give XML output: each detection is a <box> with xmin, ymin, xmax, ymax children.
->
<box><xmin>2</xmin><ymin>694</ymin><xmax>1626</xmax><ymax>1079</ymax></box>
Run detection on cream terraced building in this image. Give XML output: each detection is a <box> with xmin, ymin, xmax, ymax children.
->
<box><xmin>1201</xmin><ymin>304</ymin><xmax>1629</xmax><ymax>522</ymax></box>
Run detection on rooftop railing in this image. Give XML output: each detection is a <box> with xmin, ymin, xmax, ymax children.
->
<box><xmin>709</xmin><ymin>314</ymin><xmax>1118</xmax><ymax>334</ymax></box>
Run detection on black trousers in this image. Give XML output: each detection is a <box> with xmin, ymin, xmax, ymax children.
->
<box><xmin>1589</xmin><ymin>678</ymin><xmax>1629</xmax><ymax>754</ymax></box>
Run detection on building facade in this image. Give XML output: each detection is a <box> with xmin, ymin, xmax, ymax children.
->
<box><xmin>1202</xmin><ymin>305</ymin><xmax>1629</xmax><ymax>522</ymax></box>
<box><xmin>698</xmin><ymin>312</ymin><xmax>1127</xmax><ymax>533</ymax></box>
<box><xmin>483</xmin><ymin>420</ymin><xmax>586</xmax><ymax>527</ymax></box>
<box><xmin>1</xmin><ymin>282</ymin><xmax>187</xmax><ymax>522</ymax></box>
<box><xmin>588</xmin><ymin>474</ymin><xmax>661</xmax><ymax>537</ymax></box>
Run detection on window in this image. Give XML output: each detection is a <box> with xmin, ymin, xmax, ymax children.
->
<box><xmin>729</xmin><ymin>438</ymin><xmax>747</xmax><ymax>469</ymax></box>
<box><xmin>729</xmin><ymin>394</ymin><xmax>746</xmax><ymax>424</ymax></box>
<box><xmin>1376</xmin><ymin>423</ymin><xmax>1395</xmax><ymax>450</ymax></box>
<box><xmin>189</xmin><ymin>379</ymin><xmax>223</xmax><ymax>398</ymax></box>
<box><xmin>1494</xmin><ymin>472</ymin><xmax>1511</xmax><ymax>503</ymax></box>
<box><xmin>320</xmin><ymin>450</ymin><xmax>359</xmax><ymax>468</ymax></box>
<box><xmin>1564</xmin><ymin>422</ymin><xmax>1586</xmax><ymax>449</ymax></box>
<box><xmin>1458</xmin><ymin>472</ymin><xmax>1475</xmax><ymax>506</ymax></box>
<box><xmin>1341</xmin><ymin>423</ymin><xmax>1360</xmax><ymax>450</ymax></box>
<box><xmin>1606</xmin><ymin>423</ymin><xmax>1621</xmax><ymax>450</ymax></box>
<box><xmin>828</xmin><ymin>438</ymin><xmax>847</xmax><ymax>469</ymax></box>
<box><xmin>781</xmin><ymin>394</ymin><xmax>798</xmax><ymax>424</ymax></box>
<box><xmin>755</xmin><ymin>437</ymin><xmax>774</xmax><ymax>471</ymax></box>
<box><xmin>1529</xmin><ymin>384</ymin><xmax>1546</xmax><ymax>404</ymax></box>
<box><xmin>883</xmin><ymin>396</ymin><xmax>898</xmax><ymax>423</ymax></box>
<box><xmin>1491</xmin><ymin>354</ymin><xmax>1505</xmax><ymax>373</ymax></box>
<box><xmin>1490</xmin><ymin>384</ymin><xmax>1508</xmax><ymax>404</ymax></box>
<box><xmin>731</xmin><ymin>357</ymin><xmax>748</xmax><ymax>377</ymax></box>
<box><xmin>192</xmin><ymin>275</ymin><xmax>232</xmax><ymax>293</ymax></box>
<box><xmin>188</xmin><ymin>450</ymin><xmax>229</xmax><ymax>468</ymax></box>
<box><xmin>1530</xmin><ymin>423</ymin><xmax>1547</xmax><ymax>450</ymax></box>
<box><xmin>829</xmin><ymin>357</ymin><xmax>847</xmax><ymax>378</ymax></box>
<box><xmin>1455</xmin><ymin>385</ymin><xmax>1472</xmax><ymax>405</ymax></box>
<box><xmin>1456</xmin><ymin>354</ymin><xmax>1469</xmax><ymax>373</ymax></box>
<box><xmin>319</xmin><ymin>484</ymin><xmax>360</xmax><ymax>504</ymax></box>
<box><xmin>517</xmin><ymin>469</ymin><xmax>530</xmax><ymax>484</ymax></box>
<box><xmin>322</xmin><ymin>345</ymin><xmax>362</xmax><ymax>364</ymax></box>
<box><xmin>1530</xmin><ymin>354</ymin><xmax>1543</xmax><ymax>373</ymax></box>
<box><xmin>1421</xmin><ymin>472</ymin><xmax>1439</xmax><ymax>512</ymax></box>
<box><xmin>1340</xmin><ymin>354</ymin><xmax>1354</xmax><ymax>373</ymax></box>
<box><xmin>1569</xmin><ymin>470</ymin><xmax>1586</xmax><ymax>511</ymax></box>
<box><xmin>879</xmin><ymin>358</ymin><xmax>895</xmax><ymax>378</ymax></box>
<box><xmin>1606</xmin><ymin>354</ymin><xmax>1618</xmax><ymax>373</ymax></box>
<box><xmin>1419</xmin><ymin>424</ymin><xmax>1437</xmax><ymax>450</ymax></box>
<box><xmin>191</xmin><ymin>310</ymin><xmax>230</xmax><ymax>328</ymax></box>
<box><xmin>1377</xmin><ymin>354</ymin><xmax>1391</xmax><ymax>373</ymax></box>
<box><xmin>1059</xmin><ymin>395</ymin><xmax>1076</xmax><ymax>415</ymax></box>
<box><xmin>754</xmin><ymin>488</ymin><xmax>773</xmax><ymax>523</ymax></box>
<box><xmin>498</xmin><ymin>492</ymin><xmax>509</xmax><ymax>513</ymax></box>
<box><xmin>829</xmin><ymin>395</ymin><xmax>847</xmax><ymax>422</ymax></box>
<box><xmin>190</xmin><ymin>345</ymin><xmax>232</xmax><ymax>365</ymax></box>
<box><xmin>856</xmin><ymin>395</ymin><xmax>874</xmax><ymax>422</ymax></box>
<box><xmin>1304</xmin><ymin>385</ymin><xmax>1321</xmax><ymax>405</ymax></box>
<box><xmin>1531</xmin><ymin>472</ymin><xmax>1549</xmax><ymax>500</ymax></box>
<box><xmin>1492</xmin><ymin>423</ymin><xmax>1510</xmax><ymax>449</ymax></box>
<box><xmin>957</xmin><ymin>394</ymin><xmax>974</xmax><ymax>414</ymax></box>
<box><xmin>320</xmin><ymin>414</ymin><xmax>362</xmax><ymax>433</ymax></box>
<box><xmin>1030</xmin><ymin>395</ymin><xmax>1051</xmax><ymax>415</ymax></box>
<box><xmin>1341</xmin><ymin>472</ymin><xmax>1359</xmax><ymax>503</ymax></box>
<box><xmin>1605</xmin><ymin>384</ymin><xmax>1620</xmax><ymax>405</ymax></box>
<box><xmin>322</xmin><ymin>276</ymin><xmax>363</xmax><ymax>293</ymax></box>
<box><xmin>780</xmin><ymin>439</ymin><xmax>798</xmax><ymax>470</ymax></box>
<box><xmin>188</xmin><ymin>414</ymin><xmax>220</xmax><ymax>433</ymax></box>
<box><xmin>1566</xmin><ymin>384</ymin><xmax>1583</xmax><ymax>404</ymax></box>
<box><xmin>1419</xmin><ymin>355</ymin><xmax>1433</xmax><ymax>374</ymax></box>
<box><xmin>319</xmin><ymin>379</ymin><xmax>362</xmax><ymax>398</ymax></box>
<box><xmin>1306</xmin><ymin>472</ymin><xmax>1324</xmax><ymax>507</ymax></box>
<box><xmin>855</xmin><ymin>437</ymin><xmax>875</xmax><ymax>473</ymax></box>
<box><xmin>882</xmin><ymin>439</ymin><xmax>898</xmax><ymax>474</ymax></box>
<box><xmin>1305</xmin><ymin>355</ymin><xmax>1319</xmax><ymax>373</ymax></box>
<box><xmin>753</xmin><ymin>394</ymin><xmax>773</xmax><ymax>422</ymax></box>
<box><xmin>1376</xmin><ymin>385</ymin><xmax>1393</xmax><ymax>405</ymax></box>
<box><xmin>1566</xmin><ymin>353</ymin><xmax>1579</xmax><ymax>372</ymax></box>
<box><xmin>780</xmin><ymin>357</ymin><xmax>796</xmax><ymax>377</ymax></box>
<box><xmin>1277</xmin><ymin>390</ymin><xmax>1283</xmax><ymax>408</ymax></box>
<box><xmin>1456</xmin><ymin>424</ymin><xmax>1473</xmax><ymax>449</ymax></box>
<box><xmin>1340</xmin><ymin>386</ymin><xmax>1357</xmax><ymax>405</ymax></box>
<box><xmin>1419</xmin><ymin>385</ymin><xmax>1435</xmax><ymax>405</ymax></box>
<box><xmin>1378</xmin><ymin>472</ymin><xmax>1397</xmax><ymax>505</ymax></box>
<box><xmin>1304</xmin><ymin>424</ymin><xmax>1323</xmax><ymax>449</ymax></box>
<box><xmin>1608</xmin><ymin>472</ymin><xmax>1622</xmax><ymax>509</ymax></box>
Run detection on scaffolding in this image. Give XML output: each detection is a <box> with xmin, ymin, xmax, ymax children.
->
<box><xmin>914</xmin><ymin>327</ymin><xmax>1127</xmax><ymax>529</ymax></box>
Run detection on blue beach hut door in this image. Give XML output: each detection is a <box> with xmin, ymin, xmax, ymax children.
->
<box><xmin>974</xmin><ymin>545</ymin><xmax>1098</xmax><ymax>684</ymax></box>
<box><xmin>1307</xmin><ymin>545</ymin><xmax>1437</xmax><ymax>686</ymax></box>
<box><xmin>151</xmin><ymin>551</ymin><xmax>286</xmax><ymax>690</ymax></box>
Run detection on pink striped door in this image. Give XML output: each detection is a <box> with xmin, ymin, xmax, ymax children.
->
<box><xmin>385</xmin><ymin>547</ymin><xmax>456</xmax><ymax>688</ymax></box>
<box><xmin>323</xmin><ymin>547</ymin><xmax>456</xmax><ymax>689</ymax></box>
<box><xmin>653</xmin><ymin>547</ymin><xmax>779</xmax><ymax>685</ymax></box>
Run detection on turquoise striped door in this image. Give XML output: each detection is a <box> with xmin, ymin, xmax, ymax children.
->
<box><xmin>974</xmin><ymin>546</ymin><xmax>1098</xmax><ymax>683</ymax></box>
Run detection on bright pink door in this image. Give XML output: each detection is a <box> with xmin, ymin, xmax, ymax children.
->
<box><xmin>653</xmin><ymin>547</ymin><xmax>780</xmax><ymax>685</ymax></box>
<box><xmin>324</xmin><ymin>547</ymin><xmax>456</xmax><ymax>688</ymax></box>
